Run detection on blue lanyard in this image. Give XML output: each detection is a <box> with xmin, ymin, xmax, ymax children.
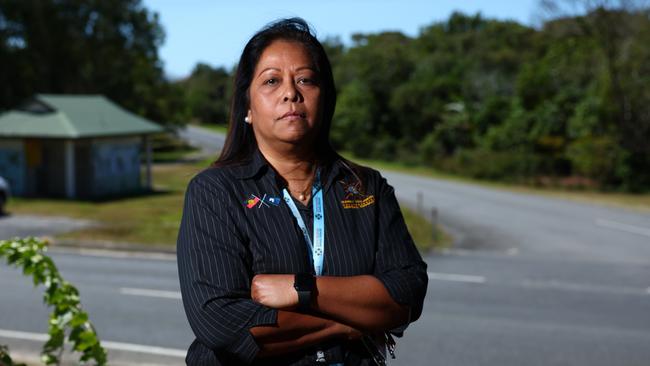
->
<box><xmin>282</xmin><ymin>169</ymin><xmax>325</xmax><ymax>276</ymax></box>
<box><xmin>283</xmin><ymin>170</ymin><xmax>344</xmax><ymax>366</ymax></box>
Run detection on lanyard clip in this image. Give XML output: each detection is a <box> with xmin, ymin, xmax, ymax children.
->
<box><xmin>315</xmin><ymin>349</ymin><xmax>327</xmax><ymax>363</ymax></box>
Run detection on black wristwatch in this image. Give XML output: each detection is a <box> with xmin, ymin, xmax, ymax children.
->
<box><xmin>293</xmin><ymin>273</ymin><xmax>315</xmax><ymax>310</ymax></box>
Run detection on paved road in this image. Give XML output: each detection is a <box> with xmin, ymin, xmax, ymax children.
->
<box><xmin>176</xmin><ymin>125</ymin><xmax>225</xmax><ymax>157</ymax></box>
<box><xmin>384</xmin><ymin>171</ymin><xmax>650</xmax><ymax>264</ymax></box>
<box><xmin>1</xmin><ymin>247</ymin><xmax>648</xmax><ymax>366</ymax></box>
<box><xmin>0</xmin><ymin>214</ymin><xmax>94</xmax><ymax>240</ymax></box>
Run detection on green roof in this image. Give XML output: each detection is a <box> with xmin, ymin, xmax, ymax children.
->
<box><xmin>0</xmin><ymin>94</ymin><xmax>163</xmax><ymax>138</ymax></box>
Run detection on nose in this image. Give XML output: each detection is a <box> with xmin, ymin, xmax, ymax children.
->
<box><xmin>283</xmin><ymin>82</ymin><xmax>301</xmax><ymax>103</ymax></box>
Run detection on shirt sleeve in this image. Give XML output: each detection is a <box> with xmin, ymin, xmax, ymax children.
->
<box><xmin>372</xmin><ymin>172</ymin><xmax>429</xmax><ymax>330</ymax></box>
<box><xmin>177</xmin><ymin>173</ymin><xmax>278</xmax><ymax>364</ymax></box>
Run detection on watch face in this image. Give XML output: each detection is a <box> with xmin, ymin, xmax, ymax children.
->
<box><xmin>295</xmin><ymin>273</ymin><xmax>314</xmax><ymax>290</ymax></box>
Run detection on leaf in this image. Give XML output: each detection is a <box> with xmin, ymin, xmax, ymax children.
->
<box><xmin>43</xmin><ymin>328</ymin><xmax>64</xmax><ymax>351</ymax></box>
<box><xmin>30</xmin><ymin>254</ymin><xmax>44</xmax><ymax>264</ymax></box>
<box><xmin>40</xmin><ymin>353</ymin><xmax>58</xmax><ymax>365</ymax></box>
<box><xmin>70</xmin><ymin>312</ymin><xmax>89</xmax><ymax>327</ymax></box>
<box><xmin>74</xmin><ymin>330</ymin><xmax>98</xmax><ymax>351</ymax></box>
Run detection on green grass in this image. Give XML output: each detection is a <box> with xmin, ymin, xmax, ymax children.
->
<box><xmin>7</xmin><ymin>161</ymin><xmax>209</xmax><ymax>246</ymax></box>
<box><xmin>153</xmin><ymin>148</ymin><xmax>201</xmax><ymax>163</ymax></box>
<box><xmin>401</xmin><ymin>206</ymin><xmax>452</xmax><ymax>253</ymax></box>
<box><xmin>195</xmin><ymin>123</ymin><xmax>229</xmax><ymax>134</ymax></box>
<box><xmin>347</xmin><ymin>154</ymin><xmax>650</xmax><ymax>213</ymax></box>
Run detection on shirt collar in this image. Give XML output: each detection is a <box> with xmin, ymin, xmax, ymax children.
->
<box><xmin>234</xmin><ymin>148</ymin><xmax>269</xmax><ymax>180</ymax></box>
<box><xmin>233</xmin><ymin>147</ymin><xmax>347</xmax><ymax>192</ymax></box>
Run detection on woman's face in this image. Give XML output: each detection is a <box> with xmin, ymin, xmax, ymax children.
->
<box><xmin>247</xmin><ymin>40</ymin><xmax>322</xmax><ymax>151</ymax></box>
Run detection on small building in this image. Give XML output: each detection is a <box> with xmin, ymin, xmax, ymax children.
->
<box><xmin>0</xmin><ymin>94</ymin><xmax>163</xmax><ymax>199</ymax></box>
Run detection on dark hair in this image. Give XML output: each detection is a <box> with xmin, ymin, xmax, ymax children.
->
<box><xmin>213</xmin><ymin>18</ymin><xmax>337</xmax><ymax>167</ymax></box>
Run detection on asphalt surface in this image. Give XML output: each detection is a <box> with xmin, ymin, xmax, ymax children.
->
<box><xmin>176</xmin><ymin>125</ymin><xmax>226</xmax><ymax>157</ymax></box>
<box><xmin>0</xmin><ymin>214</ymin><xmax>94</xmax><ymax>240</ymax></box>
<box><xmin>1</xmin><ymin>247</ymin><xmax>648</xmax><ymax>366</ymax></box>
<box><xmin>383</xmin><ymin>171</ymin><xmax>650</xmax><ymax>264</ymax></box>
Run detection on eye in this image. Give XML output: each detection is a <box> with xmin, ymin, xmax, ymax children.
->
<box><xmin>298</xmin><ymin>77</ymin><xmax>317</xmax><ymax>85</ymax></box>
<box><xmin>264</xmin><ymin>78</ymin><xmax>278</xmax><ymax>85</ymax></box>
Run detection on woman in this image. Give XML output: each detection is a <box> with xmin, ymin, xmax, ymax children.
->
<box><xmin>177</xmin><ymin>18</ymin><xmax>428</xmax><ymax>365</ymax></box>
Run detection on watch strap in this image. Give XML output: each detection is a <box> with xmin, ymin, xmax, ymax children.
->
<box><xmin>294</xmin><ymin>273</ymin><xmax>315</xmax><ymax>310</ymax></box>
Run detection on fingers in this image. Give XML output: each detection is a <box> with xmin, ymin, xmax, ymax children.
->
<box><xmin>251</xmin><ymin>274</ymin><xmax>298</xmax><ymax>308</ymax></box>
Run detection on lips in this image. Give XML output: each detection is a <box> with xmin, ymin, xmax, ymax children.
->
<box><xmin>279</xmin><ymin>111</ymin><xmax>306</xmax><ymax>120</ymax></box>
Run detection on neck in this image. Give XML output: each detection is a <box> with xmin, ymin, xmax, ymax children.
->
<box><xmin>257</xmin><ymin>143</ymin><xmax>316</xmax><ymax>181</ymax></box>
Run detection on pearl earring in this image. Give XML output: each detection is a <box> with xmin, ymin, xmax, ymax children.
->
<box><xmin>244</xmin><ymin>116</ymin><xmax>250</xmax><ymax>123</ymax></box>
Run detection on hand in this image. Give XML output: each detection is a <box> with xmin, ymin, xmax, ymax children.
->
<box><xmin>251</xmin><ymin>274</ymin><xmax>298</xmax><ymax>309</ymax></box>
<box><xmin>332</xmin><ymin>322</ymin><xmax>363</xmax><ymax>341</ymax></box>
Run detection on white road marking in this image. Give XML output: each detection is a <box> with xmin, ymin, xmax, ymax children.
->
<box><xmin>101</xmin><ymin>340</ymin><xmax>185</xmax><ymax>357</ymax></box>
<box><xmin>595</xmin><ymin>218</ymin><xmax>650</xmax><ymax>238</ymax></box>
<box><xmin>426</xmin><ymin>272</ymin><xmax>647</xmax><ymax>296</ymax></box>
<box><xmin>0</xmin><ymin>329</ymin><xmax>47</xmax><ymax>342</ymax></box>
<box><xmin>506</xmin><ymin>247</ymin><xmax>519</xmax><ymax>256</ymax></box>
<box><xmin>521</xmin><ymin>280</ymin><xmax>648</xmax><ymax>296</ymax></box>
<box><xmin>0</xmin><ymin>329</ymin><xmax>186</xmax><ymax>358</ymax></box>
<box><xmin>427</xmin><ymin>272</ymin><xmax>486</xmax><ymax>284</ymax></box>
<box><xmin>119</xmin><ymin>287</ymin><xmax>182</xmax><ymax>299</ymax></box>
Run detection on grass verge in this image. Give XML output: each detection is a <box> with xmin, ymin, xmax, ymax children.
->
<box><xmin>195</xmin><ymin>123</ymin><xmax>229</xmax><ymax>134</ymax></box>
<box><xmin>401</xmin><ymin>206</ymin><xmax>452</xmax><ymax>253</ymax></box>
<box><xmin>6</xmin><ymin>161</ymin><xmax>208</xmax><ymax>247</ymax></box>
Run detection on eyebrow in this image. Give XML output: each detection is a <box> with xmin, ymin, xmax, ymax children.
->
<box><xmin>256</xmin><ymin>66</ymin><xmax>316</xmax><ymax>78</ymax></box>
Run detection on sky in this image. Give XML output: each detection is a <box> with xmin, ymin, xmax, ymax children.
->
<box><xmin>144</xmin><ymin>0</ymin><xmax>542</xmax><ymax>79</ymax></box>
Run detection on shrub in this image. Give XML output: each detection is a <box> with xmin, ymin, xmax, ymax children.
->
<box><xmin>0</xmin><ymin>237</ymin><xmax>107</xmax><ymax>366</ymax></box>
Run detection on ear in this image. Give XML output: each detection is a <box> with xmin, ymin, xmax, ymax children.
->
<box><xmin>246</xmin><ymin>110</ymin><xmax>252</xmax><ymax>124</ymax></box>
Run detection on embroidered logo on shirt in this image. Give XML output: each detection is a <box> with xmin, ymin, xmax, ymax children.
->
<box><xmin>339</xmin><ymin>180</ymin><xmax>375</xmax><ymax>209</ymax></box>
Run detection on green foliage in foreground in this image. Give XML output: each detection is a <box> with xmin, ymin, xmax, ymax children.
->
<box><xmin>0</xmin><ymin>238</ymin><xmax>107</xmax><ymax>366</ymax></box>
<box><xmin>0</xmin><ymin>344</ymin><xmax>26</xmax><ymax>366</ymax></box>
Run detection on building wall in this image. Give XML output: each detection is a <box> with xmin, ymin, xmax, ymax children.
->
<box><xmin>0</xmin><ymin>139</ymin><xmax>25</xmax><ymax>196</ymax></box>
<box><xmin>75</xmin><ymin>139</ymin><xmax>94</xmax><ymax>199</ymax></box>
<box><xmin>0</xmin><ymin>136</ymin><xmax>144</xmax><ymax>198</ymax></box>
<box><xmin>91</xmin><ymin>137</ymin><xmax>141</xmax><ymax>197</ymax></box>
<box><xmin>40</xmin><ymin>140</ymin><xmax>66</xmax><ymax>197</ymax></box>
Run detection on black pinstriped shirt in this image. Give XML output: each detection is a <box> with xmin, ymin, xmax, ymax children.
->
<box><xmin>177</xmin><ymin>149</ymin><xmax>428</xmax><ymax>365</ymax></box>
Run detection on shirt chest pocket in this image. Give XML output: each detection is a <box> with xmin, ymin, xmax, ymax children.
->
<box><xmin>246</xmin><ymin>209</ymin><xmax>314</xmax><ymax>275</ymax></box>
<box><xmin>322</xmin><ymin>206</ymin><xmax>377</xmax><ymax>276</ymax></box>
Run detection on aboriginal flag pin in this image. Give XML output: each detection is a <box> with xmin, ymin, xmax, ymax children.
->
<box><xmin>245</xmin><ymin>195</ymin><xmax>260</xmax><ymax>209</ymax></box>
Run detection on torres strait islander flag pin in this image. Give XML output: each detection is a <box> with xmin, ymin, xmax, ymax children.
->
<box><xmin>264</xmin><ymin>196</ymin><xmax>282</xmax><ymax>206</ymax></box>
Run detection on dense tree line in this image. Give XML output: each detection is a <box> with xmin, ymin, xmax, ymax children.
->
<box><xmin>330</xmin><ymin>8</ymin><xmax>650</xmax><ymax>191</ymax></box>
<box><xmin>178</xmin><ymin>6</ymin><xmax>650</xmax><ymax>191</ymax></box>
<box><xmin>2</xmin><ymin>1</ymin><xmax>648</xmax><ymax>190</ymax></box>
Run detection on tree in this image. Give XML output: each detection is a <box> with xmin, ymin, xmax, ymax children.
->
<box><xmin>538</xmin><ymin>0</ymin><xmax>650</xmax><ymax>189</ymax></box>
<box><xmin>0</xmin><ymin>0</ymin><xmax>184</xmax><ymax>126</ymax></box>
<box><xmin>178</xmin><ymin>63</ymin><xmax>232</xmax><ymax>125</ymax></box>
